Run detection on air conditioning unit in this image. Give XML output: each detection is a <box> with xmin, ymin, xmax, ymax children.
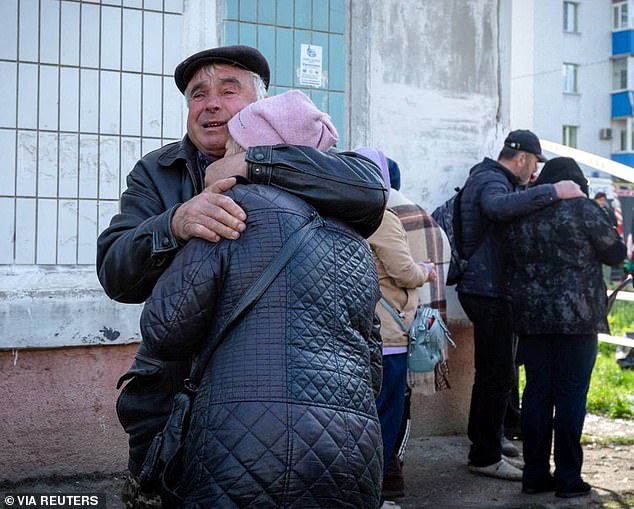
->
<box><xmin>599</xmin><ymin>128</ymin><xmax>613</xmax><ymax>140</ymax></box>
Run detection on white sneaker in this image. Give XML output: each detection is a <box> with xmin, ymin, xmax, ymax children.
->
<box><xmin>468</xmin><ymin>458</ymin><xmax>522</xmax><ymax>481</ymax></box>
<box><xmin>380</xmin><ymin>501</ymin><xmax>402</xmax><ymax>509</ymax></box>
<box><xmin>502</xmin><ymin>454</ymin><xmax>524</xmax><ymax>470</ymax></box>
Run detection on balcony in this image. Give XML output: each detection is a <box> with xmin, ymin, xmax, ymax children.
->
<box><xmin>612</xmin><ymin>152</ymin><xmax>634</xmax><ymax>167</ymax></box>
<box><xmin>612</xmin><ymin>91</ymin><xmax>634</xmax><ymax>117</ymax></box>
<box><xmin>613</xmin><ymin>29</ymin><xmax>634</xmax><ymax>55</ymax></box>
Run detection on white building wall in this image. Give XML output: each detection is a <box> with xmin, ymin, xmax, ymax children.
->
<box><xmin>511</xmin><ymin>0</ymin><xmax>613</xmax><ymax>158</ymax></box>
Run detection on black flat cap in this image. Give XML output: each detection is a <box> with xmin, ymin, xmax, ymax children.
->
<box><xmin>174</xmin><ymin>45</ymin><xmax>270</xmax><ymax>94</ymax></box>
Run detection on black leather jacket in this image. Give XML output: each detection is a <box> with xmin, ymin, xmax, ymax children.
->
<box><xmin>99</xmin><ymin>135</ymin><xmax>387</xmax><ymax>476</ymax></box>
<box><xmin>97</xmin><ymin>135</ymin><xmax>387</xmax><ymax>304</ymax></box>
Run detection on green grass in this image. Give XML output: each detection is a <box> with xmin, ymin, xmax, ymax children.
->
<box><xmin>586</xmin><ymin>342</ymin><xmax>634</xmax><ymax>418</ymax></box>
<box><xmin>517</xmin><ymin>300</ymin><xmax>634</xmax><ymax>419</ymax></box>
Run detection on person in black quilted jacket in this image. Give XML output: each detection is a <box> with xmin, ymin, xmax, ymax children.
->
<box><xmin>140</xmin><ymin>91</ymin><xmax>384</xmax><ymax>508</ymax></box>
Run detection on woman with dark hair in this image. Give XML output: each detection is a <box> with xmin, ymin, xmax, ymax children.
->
<box><xmin>507</xmin><ymin>157</ymin><xmax>626</xmax><ymax>498</ymax></box>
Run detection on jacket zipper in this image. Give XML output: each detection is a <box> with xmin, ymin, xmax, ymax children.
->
<box><xmin>185</xmin><ymin>161</ymin><xmax>200</xmax><ymax>195</ymax></box>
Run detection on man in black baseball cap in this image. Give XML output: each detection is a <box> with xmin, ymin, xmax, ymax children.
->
<box><xmin>453</xmin><ymin>130</ymin><xmax>584</xmax><ymax>482</ymax></box>
<box><xmin>503</xmin><ymin>129</ymin><xmax>548</xmax><ymax>163</ymax></box>
<box><xmin>98</xmin><ymin>44</ymin><xmax>387</xmax><ymax>508</ymax></box>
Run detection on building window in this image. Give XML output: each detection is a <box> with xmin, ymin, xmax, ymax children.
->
<box><xmin>621</xmin><ymin>129</ymin><xmax>627</xmax><ymax>150</ymax></box>
<box><xmin>563</xmin><ymin>2</ymin><xmax>578</xmax><ymax>32</ymax></box>
<box><xmin>614</xmin><ymin>1</ymin><xmax>629</xmax><ymax>30</ymax></box>
<box><xmin>613</xmin><ymin>57</ymin><xmax>628</xmax><ymax>89</ymax></box>
<box><xmin>223</xmin><ymin>0</ymin><xmax>348</xmax><ymax>147</ymax></box>
<box><xmin>562</xmin><ymin>63</ymin><xmax>578</xmax><ymax>93</ymax></box>
<box><xmin>563</xmin><ymin>125</ymin><xmax>578</xmax><ymax>148</ymax></box>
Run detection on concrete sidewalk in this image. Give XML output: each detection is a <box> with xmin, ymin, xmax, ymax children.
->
<box><xmin>2</xmin><ymin>427</ymin><xmax>633</xmax><ymax>509</ymax></box>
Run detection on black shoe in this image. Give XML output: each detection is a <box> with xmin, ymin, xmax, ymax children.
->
<box><xmin>522</xmin><ymin>476</ymin><xmax>555</xmax><ymax>494</ymax></box>
<box><xmin>555</xmin><ymin>481</ymin><xmax>591</xmax><ymax>498</ymax></box>
<box><xmin>382</xmin><ymin>456</ymin><xmax>405</xmax><ymax>499</ymax></box>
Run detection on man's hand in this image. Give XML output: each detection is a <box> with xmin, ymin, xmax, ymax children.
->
<box><xmin>553</xmin><ymin>180</ymin><xmax>585</xmax><ymax>199</ymax></box>
<box><xmin>171</xmin><ymin>177</ymin><xmax>246</xmax><ymax>243</ymax></box>
<box><xmin>204</xmin><ymin>152</ymin><xmax>248</xmax><ymax>188</ymax></box>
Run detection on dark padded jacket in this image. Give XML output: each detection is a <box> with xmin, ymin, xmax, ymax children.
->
<box><xmin>508</xmin><ymin>198</ymin><xmax>626</xmax><ymax>336</ymax></box>
<box><xmin>142</xmin><ymin>185</ymin><xmax>383</xmax><ymax>508</ymax></box>
<box><xmin>456</xmin><ymin>157</ymin><xmax>558</xmax><ymax>300</ymax></box>
<box><xmin>100</xmin><ymin>135</ymin><xmax>387</xmax><ymax>476</ymax></box>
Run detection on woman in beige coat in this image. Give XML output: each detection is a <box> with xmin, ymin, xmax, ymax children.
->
<box><xmin>355</xmin><ymin>147</ymin><xmax>435</xmax><ymax>507</ymax></box>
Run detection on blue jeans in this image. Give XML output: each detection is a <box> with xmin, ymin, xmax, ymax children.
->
<box><xmin>375</xmin><ymin>353</ymin><xmax>408</xmax><ymax>470</ymax></box>
<box><xmin>518</xmin><ymin>334</ymin><xmax>597</xmax><ymax>488</ymax></box>
<box><xmin>458</xmin><ymin>294</ymin><xmax>516</xmax><ymax>466</ymax></box>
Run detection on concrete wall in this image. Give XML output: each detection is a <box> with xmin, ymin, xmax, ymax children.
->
<box><xmin>350</xmin><ymin>0</ymin><xmax>511</xmax><ymax>213</ymax></box>
<box><xmin>0</xmin><ymin>344</ymin><xmax>136</xmax><ymax>482</ymax></box>
<box><xmin>349</xmin><ymin>0</ymin><xmax>511</xmax><ymax>434</ymax></box>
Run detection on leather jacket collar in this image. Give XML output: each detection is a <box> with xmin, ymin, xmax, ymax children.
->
<box><xmin>157</xmin><ymin>135</ymin><xmax>199</xmax><ymax>168</ymax></box>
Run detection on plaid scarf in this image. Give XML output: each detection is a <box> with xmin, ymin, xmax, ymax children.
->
<box><xmin>388</xmin><ymin>190</ymin><xmax>452</xmax><ymax>392</ymax></box>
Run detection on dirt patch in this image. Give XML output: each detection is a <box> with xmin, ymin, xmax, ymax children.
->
<box><xmin>1</xmin><ymin>414</ymin><xmax>632</xmax><ymax>509</ymax></box>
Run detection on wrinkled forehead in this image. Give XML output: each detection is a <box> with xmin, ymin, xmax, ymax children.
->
<box><xmin>186</xmin><ymin>64</ymin><xmax>255</xmax><ymax>94</ymax></box>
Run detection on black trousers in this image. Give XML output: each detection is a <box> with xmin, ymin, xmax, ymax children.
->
<box><xmin>458</xmin><ymin>293</ymin><xmax>516</xmax><ymax>466</ymax></box>
<box><xmin>518</xmin><ymin>334</ymin><xmax>597</xmax><ymax>489</ymax></box>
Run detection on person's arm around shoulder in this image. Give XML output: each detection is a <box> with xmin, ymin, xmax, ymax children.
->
<box><xmin>481</xmin><ymin>177</ymin><xmax>584</xmax><ymax>222</ymax></box>
<box><xmin>97</xmin><ymin>164</ymin><xmax>246</xmax><ymax>303</ymax></box>
<box><xmin>244</xmin><ymin>145</ymin><xmax>388</xmax><ymax>238</ymax></box>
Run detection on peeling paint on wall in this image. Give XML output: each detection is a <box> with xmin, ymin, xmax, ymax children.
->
<box><xmin>351</xmin><ymin>0</ymin><xmax>508</xmax><ymax>213</ymax></box>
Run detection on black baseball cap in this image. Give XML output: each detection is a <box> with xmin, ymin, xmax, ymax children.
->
<box><xmin>504</xmin><ymin>129</ymin><xmax>548</xmax><ymax>162</ymax></box>
<box><xmin>174</xmin><ymin>45</ymin><xmax>271</xmax><ymax>94</ymax></box>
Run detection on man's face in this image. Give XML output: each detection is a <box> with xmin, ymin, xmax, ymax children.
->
<box><xmin>186</xmin><ymin>64</ymin><xmax>257</xmax><ymax>158</ymax></box>
<box><xmin>596</xmin><ymin>196</ymin><xmax>608</xmax><ymax>208</ymax></box>
<box><xmin>517</xmin><ymin>152</ymin><xmax>540</xmax><ymax>185</ymax></box>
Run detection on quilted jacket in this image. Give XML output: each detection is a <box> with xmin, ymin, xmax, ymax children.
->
<box><xmin>142</xmin><ymin>184</ymin><xmax>383</xmax><ymax>508</ymax></box>
<box><xmin>457</xmin><ymin>157</ymin><xmax>558</xmax><ymax>300</ymax></box>
<box><xmin>101</xmin><ymin>134</ymin><xmax>387</xmax><ymax>475</ymax></box>
<box><xmin>507</xmin><ymin>198</ymin><xmax>626</xmax><ymax>335</ymax></box>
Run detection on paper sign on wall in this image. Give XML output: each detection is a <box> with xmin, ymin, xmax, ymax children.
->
<box><xmin>299</xmin><ymin>44</ymin><xmax>323</xmax><ymax>87</ymax></box>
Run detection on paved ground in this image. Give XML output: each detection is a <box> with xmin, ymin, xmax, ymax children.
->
<box><xmin>2</xmin><ymin>415</ymin><xmax>632</xmax><ymax>509</ymax></box>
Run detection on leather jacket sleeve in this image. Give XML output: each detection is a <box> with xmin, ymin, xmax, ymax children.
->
<box><xmin>96</xmin><ymin>160</ymin><xmax>183</xmax><ymax>303</ymax></box>
<box><xmin>246</xmin><ymin>145</ymin><xmax>388</xmax><ymax>238</ymax></box>
<box><xmin>97</xmin><ymin>144</ymin><xmax>387</xmax><ymax>305</ymax></box>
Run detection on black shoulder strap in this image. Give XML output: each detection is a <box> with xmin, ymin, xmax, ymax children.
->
<box><xmin>185</xmin><ymin>213</ymin><xmax>323</xmax><ymax>391</ymax></box>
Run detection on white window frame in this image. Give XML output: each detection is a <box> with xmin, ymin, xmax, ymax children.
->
<box><xmin>562</xmin><ymin>125</ymin><xmax>579</xmax><ymax>148</ymax></box>
<box><xmin>613</xmin><ymin>57</ymin><xmax>628</xmax><ymax>90</ymax></box>
<box><xmin>613</xmin><ymin>0</ymin><xmax>629</xmax><ymax>30</ymax></box>
<box><xmin>563</xmin><ymin>2</ymin><xmax>578</xmax><ymax>33</ymax></box>
<box><xmin>562</xmin><ymin>63</ymin><xmax>579</xmax><ymax>93</ymax></box>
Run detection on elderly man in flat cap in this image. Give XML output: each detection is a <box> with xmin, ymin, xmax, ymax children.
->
<box><xmin>97</xmin><ymin>45</ymin><xmax>387</xmax><ymax>508</ymax></box>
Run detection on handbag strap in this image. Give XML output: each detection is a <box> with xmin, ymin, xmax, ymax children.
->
<box><xmin>379</xmin><ymin>296</ymin><xmax>409</xmax><ymax>334</ymax></box>
<box><xmin>186</xmin><ymin>213</ymin><xmax>323</xmax><ymax>391</ymax></box>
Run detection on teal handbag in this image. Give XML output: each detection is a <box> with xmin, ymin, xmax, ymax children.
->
<box><xmin>379</xmin><ymin>298</ymin><xmax>456</xmax><ymax>373</ymax></box>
